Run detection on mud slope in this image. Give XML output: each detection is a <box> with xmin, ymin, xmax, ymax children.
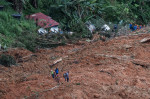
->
<box><xmin>0</xmin><ymin>33</ymin><xmax>150</xmax><ymax>99</ymax></box>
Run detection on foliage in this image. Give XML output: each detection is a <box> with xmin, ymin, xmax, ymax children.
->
<box><xmin>0</xmin><ymin>54</ymin><xmax>16</xmax><ymax>67</ymax></box>
<box><xmin>5</xmin><ymin>0</ymin><xmax>150</xmax><ymax>25</ymax></box>
<box><xmin>0</xmin><ymin>0</ymin><xmax>12</xmax><ymax>6</ymax></box>
<box><xmin>1</xmin><ymin>0</ymin><xmax>150</xmax><ymax>50</ymax></box>
<box><xmin>0</xmin><ymin>8</ymin><xmax>38</xmax><ymax>51</ymax></box>
<box><xmin>20</xmin><ymin>0</ymin><xmax>150</xmax><ymax>33</ymax></box>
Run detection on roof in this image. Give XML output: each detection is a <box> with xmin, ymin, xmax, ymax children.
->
<box><xmin>26</xmin><ymin>12</ymin><xmax>59</xmax><ymax>28</ymax></box>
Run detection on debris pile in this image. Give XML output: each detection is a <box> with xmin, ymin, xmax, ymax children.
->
<box><xmin>0</xmin><ymin>31</ymin><xmax>150</xmax><ymax>99</ymax></box>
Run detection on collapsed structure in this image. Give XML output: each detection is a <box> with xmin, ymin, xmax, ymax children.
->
<box><xmin>26</xmin><ymin>12</ymin><xmax>59</xmax><ymax>34</ymax></box>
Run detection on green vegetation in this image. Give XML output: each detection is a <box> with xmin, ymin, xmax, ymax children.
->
<box><xmin>21</xmin><ymin>0</ymin><xmax>150</xmax><ymax>25</ymax></box>
<box><xmin>0</xmin><ymin>0</ymin><xmax>38</xmax><ymax>51</ymax></box>
<box><xmin>0</xmin><ymin>54</ymin><xmax>16</xmax><ymax>67</ymax></box>
<box><xmin>0</xmin><ymin>0</ymin><xmax>150</xmax><ymax>50</ymax></box>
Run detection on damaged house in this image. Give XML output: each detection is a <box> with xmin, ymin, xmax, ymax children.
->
<box><xmin>26</xmin><ymin>12</ymin><xmax>59</xmax><ymax>34</ymax></box>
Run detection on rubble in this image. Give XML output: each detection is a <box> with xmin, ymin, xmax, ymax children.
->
<box><xmin>85</xmin><ymin>22</ymin><xmax>96</xmax><ymax>33</ymax></box>
<box><xmin>132</xmin><ymin>59</ymin><xmax>150</xmax><ymax>68</ymax></box>
<box><xmin>38</xmin><ymin>28</ymin><xmax>48</xmax><ymax>35</ymax></box>
<box><xmin>0</xmin><ymin>33</ymin><xmax>150</xmax><ymax>99</ymax></box>
<box><xmin>101</xmin><ymin>24</ymin><xmax>110</xmax><ymax>31</ymax></box>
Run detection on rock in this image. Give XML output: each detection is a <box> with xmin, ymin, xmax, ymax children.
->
<box><xmin>94</xmin><ymin>94</ymin><xmax>100</xmax><ymax>98</ymax></box>
<box><xmin>140</xmin><ymin>38</ymin><xmax>150</xmax><ymax>43</ymax></box>
<box><xmin>123</xmin><ymin>44</ymin><xmax>132</xmax><ymax>49</ymax></box>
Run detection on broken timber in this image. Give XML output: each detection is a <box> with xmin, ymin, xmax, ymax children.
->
<box><xmin>95</xmin><ymin>54</ymin><xmax>131</xmax><ymax>61</ymax></box>
<box><xmin>96</xmin><ymin>54</ymin><xmax>150</xmax><ymax>68</ymax></box>
<box><xmin>140</xmin><ymin>38</ymin><xmax>150</xmax><ymax>43</ymax></box>
<box><xmin>132</xmin><ymin>59</ymin><xmax>150</xmax><ymax>68</ymax></box>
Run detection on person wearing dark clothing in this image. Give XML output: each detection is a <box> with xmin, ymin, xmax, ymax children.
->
<box><xmin>133</xmin><ymin>25</ymin><xmax>137</xmax><ymax>31</ymax></box>
<box><xmin>129</xmin><ymin>23</ymin><xmax>132</xmax><ymax>29</ymax></box>
<box><xmin>140</xmin><ymin>25</ymin><xmax>142</xmax><ymax>29</ymax></box>
<box><xmin>114</xmin><ymin>24</ymin><xmax>117</xmax><ymax>30</ymax></box>
<box><xmin>63</xmin><ymin>73</ymin><xmax>67</xmax><ymax>81</ymax></box>
<box><xmin>54</xmin><ymin>72</ymin><xmax>56</xmax><ymax>78</ymax></box>
<box><xmin>129</xmin><ymin>23</ymin><xmax>134</xmax><ymax>31</ymax></box>
<box><xmin>66</xmin><ymin>72</ymin><xmax>69</xmax><ymax>82</ymax></box>
<box><xmin>55</xmin><ymin>68</ymin><xmax>59</xmax><ymax>75</ymax></box>
<box><xmin>55</xmin><ymin>74</ymin><xmax>60</xmax><ymax>84</ymax></box>
<box><xmin>63</xmin><ymin>71</ymin><xmax>69</xmax><ymax>82</ymax></box>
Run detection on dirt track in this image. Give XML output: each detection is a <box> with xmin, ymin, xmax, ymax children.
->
<box><xmin>0</xmin><ymin>30</ymin><xmax>150</xmax><ymax>99</ymax></box>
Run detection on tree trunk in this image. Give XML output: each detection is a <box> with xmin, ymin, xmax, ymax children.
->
<box><xmin>32</xmin><ymin>0</ymin><xmax>38</xmax><ymax>8</ymax></box>
<box><xmin>13</xmin><ymin>0</ymin><xmax>23</xmax><ymax>14</ymax></box>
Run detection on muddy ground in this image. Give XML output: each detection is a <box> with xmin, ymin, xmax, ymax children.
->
<box><xmin>0</xmin><ymin>28</ymin><xmax>150</xmax><ymax>99</ymax></box>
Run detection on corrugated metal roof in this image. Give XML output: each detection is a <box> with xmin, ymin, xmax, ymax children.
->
<box><xmin>26</xmin><ymin>12</ymin><xmax>59</xmax><ymax>28</ymax></box>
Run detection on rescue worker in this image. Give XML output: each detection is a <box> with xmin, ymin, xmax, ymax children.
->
<box><xmin>55</xmin><ymin>74</ymin><xmax>60</xmax><ymax>84</ymax></box>
<box><xmin>133</xmin><ymin>25</ymin><xmax>137</xmax><ymax>31</ymax></box>
<box><xmin>129</xmin><ymin>23</ymin><xmax>134</xmax><ymax>31</ymax></box>
<box><xmin>63</xmin><ymin>73</ymin><xmax>67</xmax><ymax>81</ymax></box>
<box><xmin>63</xmin><ymin>71</ymin><xmax>69</xmax><ymax>82</ymax></box>
<box><xmin>140</xmin><ymin>25</ymin><xmax>142</xmax><ymax>29</ymax></box>
<box><xmin>66</xmin><ymin>71</ymin><xmax>69</xmax><ymax>82</ymax></box>
<box><xmin>51</xmin><ymin>70</ymin><xmax>54</xmax><ymax>78</ymax></box>
<box><xmin>55</xmin><ymin>68</ymin><xmax>59</xmax><ymax>75</ymax></box>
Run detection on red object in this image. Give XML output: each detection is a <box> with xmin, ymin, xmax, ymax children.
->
<box><xmin>26</xmin><ymin>12</ymin><xmax>59</xmax><ymax>28</ymax></box>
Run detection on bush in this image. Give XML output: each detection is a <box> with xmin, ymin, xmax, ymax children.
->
<box><xmin>12</xmin><ymin>41</ymin><xmax>26</xmax><ymax>48</ymax></box>
<box><xmin>0</xmin><ymin>54</ymin><xmax>16</xmax><ymax>67</ymax></box>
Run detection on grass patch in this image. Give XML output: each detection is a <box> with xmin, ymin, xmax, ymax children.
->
<box><xmin>0</xmin><ymin>8</ymin><xmax>38</xmax><ymax>51</ymax></box>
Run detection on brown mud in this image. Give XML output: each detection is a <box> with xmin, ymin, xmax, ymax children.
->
<box><xmin>0</xmin><ymin>28</ymin><xmax>150</xmax><ymax>99</ymax></box>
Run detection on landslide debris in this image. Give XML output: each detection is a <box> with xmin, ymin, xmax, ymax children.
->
<box><xmin>0</xmin><ymin>32</ymin><xmax>150</xmax><ymax>99</ymax></box>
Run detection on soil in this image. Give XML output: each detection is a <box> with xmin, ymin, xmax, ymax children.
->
<box><xmin>0</xmin><ymin>28</ymin><xmax>150</xmax><ymax>99</ymax></box>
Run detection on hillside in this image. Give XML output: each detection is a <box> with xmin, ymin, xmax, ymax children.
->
<box><xmin>0</xmin><ymin>28</ymin><xmax>150</xmax><ymax>99</ymax></box>
<box><xmin>1</xmin><ymin>0</ymin><xmax>150</xmax><ymax>51</ymax></box>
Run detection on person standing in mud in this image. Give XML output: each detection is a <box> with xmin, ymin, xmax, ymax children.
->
<box><xmin>55</xmin><ymin>73</ymin><xmax>60</xmax><ymax>84</ymax></box>
<box><xmin>63</xmin><ymin>72</ymin><xmax>67</xmax><ymax>81</ymax></box>
<box><xmin>63</xmin><ymin>71</ymin><xmax>69</xmax><ymax>82</ymax></box>
<box><xmin>66</xmin><ymin>71</ymin><xmax>69</xmax><ymax>82</ymax></box>
<box><xmin>54</xmin><ymin>71</ymin><xmax>56</xmax><ymax>78</ymax></box>
<box><xmin>55</xmin><ymin>68</ymin><xmax>59</xmax><ymax>75</ymax></box>
<box><xmin>51</xmin><ymin>70</ymin><xmax>54</xmax><ymax>78</ymax></box>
